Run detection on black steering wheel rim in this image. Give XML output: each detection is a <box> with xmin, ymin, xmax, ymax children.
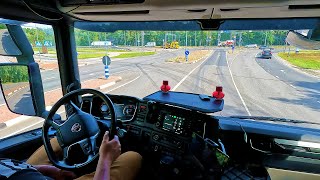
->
<box><xmin>42</xmin><ymin>88</ymin><xmax>116</xmax><ymax>170</ymax></box>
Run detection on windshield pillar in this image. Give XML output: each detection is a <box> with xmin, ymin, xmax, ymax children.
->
<box><xmin>53</xmin><ymin>21</ymin><xmax>80</xmax><ymax>95</ymax></box>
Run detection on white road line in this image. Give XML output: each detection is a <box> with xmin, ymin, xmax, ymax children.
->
<box><xmin>226</xmin><ymin>53</ymin><xmax>252</xmax><ymax>116</ymax></box>
<box><xmin>44</xmin><ymin>77</ymin><xmax>56</xmax><ymax>80</ymax></box>
<box><xmin>89</xmin><ymin>73</ymin><xmax>95</xmax><ymax>76</ymax></box>
<box><xmin>172</xmin><ymin>52</ymin><xmax>213</xmax><ymax>91</ymax></box>
<box><xmin>275</xmin><ymin>76</ymin><xmax>279</xmax><ymax>78</ymax></box>
<box><xmin>105</xmin><ymin>73</ymin><xmax>142</xmax><ymax>93</ymax></box>
<box><xmin>280</xmin><ymin>70</ymin><xmax>285</xmax><ymax>73</ymax></box>
<box><xmin>289</xmin><ymin>84</ymin><xmax>296</xmax><ymax>89</ymax></box>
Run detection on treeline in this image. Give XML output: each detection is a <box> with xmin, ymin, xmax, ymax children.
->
<box><xmin>74</xmin><ymin>30</ymin><xmax>288</xmax><ymax>47</ymax></box>
<box><xmin>0</xmin><ymin>23</ymin><xmax>288</xmax><ymax>47</ymax></box>
<box><xmin>0</xmin><ymin>66</ymin><xmax>29</xmax><ymax>83</ymax></box>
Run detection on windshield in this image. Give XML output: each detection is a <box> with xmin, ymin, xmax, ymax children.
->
<box><xmin>73</xmin><ymin>22</ymin><xmax>319</xmax><ymax>129</ymax></box>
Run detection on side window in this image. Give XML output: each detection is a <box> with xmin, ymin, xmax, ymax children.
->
<box><xmin>0</xmin><ymin>22</ymin><xmax>63</xmax><ymax>139</ymax></box>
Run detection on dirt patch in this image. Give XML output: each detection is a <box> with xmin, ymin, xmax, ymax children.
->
<box><xmin>38</xmin><ymin>61</ymin><xmax>59</xmax><ymax>70</ymax></box>
<box><xmin>166</xmin><ymin>50</ymin><xmax>212</xmax><ymax>63</ymax></box>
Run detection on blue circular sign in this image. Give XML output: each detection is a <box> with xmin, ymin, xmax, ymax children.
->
<box><xmin>185</xmin><ymin>50</ymin><xmax>190</xmax><ymax>56</ymax></box>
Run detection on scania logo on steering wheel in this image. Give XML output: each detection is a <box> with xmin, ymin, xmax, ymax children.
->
<box><xmin>71</xmin><ymin>123</ymin><xmax>81</xmax><ymax>132</ymax></box>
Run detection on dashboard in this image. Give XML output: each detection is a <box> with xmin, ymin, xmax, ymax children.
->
<box><xmin>81</xmin><ymin>95</ymin><xmax>138</xmax><ymax>121</ymax></box>
<box><xmin>81</xmin><ymin>94</ymin><xmax>219</xmax><ymax>159</ymax></box>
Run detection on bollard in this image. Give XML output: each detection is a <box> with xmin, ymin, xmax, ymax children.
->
<box><xmin>105</xmin><ymin>65</ymin><xmax>109</xmax><ymax>79</ymax></box>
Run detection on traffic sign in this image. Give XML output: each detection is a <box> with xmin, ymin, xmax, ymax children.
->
<box><xmin>35</xmin><ymin>41</ymin><xmax>42</xmax><ymax>47</ymax></box>
<box><xmin>185</xmin><ymin>50</ymin><xmax>190</xmax><ymax>56</ymax></box>
<box><xmin>102</xmin><ymin>56</ymin><xmax>111</xmax><ymax>65</ymax></box>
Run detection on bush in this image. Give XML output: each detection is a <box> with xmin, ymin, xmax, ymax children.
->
<box><xmin>0</xmin><ymin>66</ymin><xmax>29</xmax><ymax>84</ymax></box>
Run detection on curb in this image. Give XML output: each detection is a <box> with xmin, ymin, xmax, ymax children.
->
<box><xmin>99</xmin><ymin>77</ymin><xmax>122</xmax><ymax>90</ymax></box>
<box><xmin>4</xmin><ymin>85</ymin><xmax>29</xmax><ymax>99</ymax></box>
<box><xmin>0</xmin><ymin>115</ymin><xmax>32</xmax><ymax>130</ymax></box>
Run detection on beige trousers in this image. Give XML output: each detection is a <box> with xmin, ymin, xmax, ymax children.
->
<box><xmin>27</xmin><ymin>138</ymin><xmax>142</xmax><ymax>180</ymax></box>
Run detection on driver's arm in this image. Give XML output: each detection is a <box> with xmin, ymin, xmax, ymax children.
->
<box><xmin>94</xmin><ymin>131</ymin><xmax>121</xmax><ymax>180</ymax></box>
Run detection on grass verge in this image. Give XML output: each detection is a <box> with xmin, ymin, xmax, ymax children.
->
<box><xmin>77</xmin><ymin>53</ymin><xmax>107</xmax><ymax>59</ymax></box>
<box><xmin>278</xmin><ymin>51</ymin><xmax>320</xmax><ymax>70</ymax></box>
<box><xmin>113</xmin><ymin>51</ymin><xmax>156</xmax><ymax>58</ymax></box>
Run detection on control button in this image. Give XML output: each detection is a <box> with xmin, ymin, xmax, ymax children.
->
<box><xmin>154</xmin><ymin>145</ymin><xmax>159</xmax><ymax>151</ymax></box>
<box><xmin>155</xmin><ymin>122</ymin><xmax>160</xmax><ymax>127</ymax></box>
<box><xmin>153</xmin><ymin>134</ymin><xmax>159</xmax><ymax>141</ymax></box>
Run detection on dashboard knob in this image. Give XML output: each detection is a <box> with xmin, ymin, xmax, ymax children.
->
<box><xmin>153</xmin><ymin>134</ymin><xmax>159</xmax><ymax>141</ymax></box>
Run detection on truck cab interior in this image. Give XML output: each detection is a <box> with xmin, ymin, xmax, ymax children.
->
<box><xmin>0</xmin><ymin>0</ymin><xmax>320</xmax><ymax>179</ymax></box>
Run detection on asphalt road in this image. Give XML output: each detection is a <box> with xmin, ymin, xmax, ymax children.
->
<box><xmin>1</xmin><ymin>48</ymin><xmax>320</xmax><ymax>138</ymax></box>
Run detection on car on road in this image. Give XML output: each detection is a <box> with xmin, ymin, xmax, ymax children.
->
<box><xmin>259</xmin><ymin>45</ymin><xmax>268</xmax><ymax>49</ymax></box>
<box><xmin>245</xmin><ymin>44</ymin><xmax>258</xmax><ymax>48</ymax></box>
<box><xmin>0</xmin><ymin>1</ymin><xmax>320</xmax><ymax>180</ymax></box>
<box><xmin>260</xmin><ymin>48</ymin><xmax>272</xmax><ymax>59</ymax></box>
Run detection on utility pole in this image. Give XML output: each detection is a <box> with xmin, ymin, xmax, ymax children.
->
<box><xmin>264</xmin><ymin>31</ymin><xmax>267</xmax><ymax>46</ymax></box>
<box><xmin>141</xmin><ymin>31</ymin><xmax>144</xmax><ymax>47</ymax></box>
<box><xmin>185</xmin><ymin>31</ymin><xmax>188</xmax><ymax>48</ymax></box>
<box><xmin>87</xmin><ymin>31</ymin><xmax>90</xmax><ymax>46</ymax></box>
<box><xmin>194</xmin><ymin>31</ymin><xmax>197</xmax><ymax>46</ymax></box>
<box><xmin>239</xmin><ymin>32</ymin><xmax>242</xmax><ymax>47</ymax></box>
<box><xmin>217</xmin><ymin>31</ymin><xmax>221</xmax><ymax>46</ymax></box>
<box><xmin>206</xmin><ymin>31</ymin><xmax>209</xmax><ymax>46</ymax></box>
<box><xmin>124</xmin><ymin>31</ymin><xmax>126</xmax><ymax>46</ymax></box>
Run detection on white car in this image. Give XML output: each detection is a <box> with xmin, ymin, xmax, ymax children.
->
<box><xmin>245</xmin><ymin>44</ymin><xmax>258</xmax><ymax>48</ymax></box>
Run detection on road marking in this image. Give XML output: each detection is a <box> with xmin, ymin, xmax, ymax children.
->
<box><xmin>89</xmin><ymin>73</ymin><xmax>95</xmax><ymax>76</ymax></box>
<box><xmin>226</xmin><ymin>52</ymin><xmax>252</xmax><ymax>116</ymax></box>
<box><xmin>275</xmin><ymin>76</ymin><xmax>279</xmax><ymax>78</ymax></box>
<box><xmin>289</xmin><ymin>84</ymin><xmax>296</xmax><ymax>89</ymax></box>
<box><xmin>99</xmin><ymin>81</ymin><xmax>116</xmax><ymax>89</ymax></box>
<box><xmin>0</xmin><ymin>103</ymin><xmax>5</xmax><ymax>107</ymax></box>
<box><xmin>280</xmin><ymin>70</ymin><xmax>285</xmax><ymax>73</ymax></box>
<box><xmin>317</xmin><ymin>101</ymin><xmax>320</xmax><ymax>104</ymax></box>
<box><xmin>44</xmin><ymin>77</ymin><xmax>56</xmax><ymax>80</ymax></box>
<box><xmin>172</xmin><ymin>51</ymin><xmax>213</xmax><ymax>91</ymax></box>
<box><xmin>4</xmin><ymin>115</ymin><xmax>32</xmax><ymax>127</ymax></box>
<box><xmin>2</xmin><ymin>119</ymin><xmax>44</xmax><ymax>139</ymax></box>
<box><xmin>106</xmin><ymin>73</ymin><xmax>142</xmax><ymax>93</ymax></box>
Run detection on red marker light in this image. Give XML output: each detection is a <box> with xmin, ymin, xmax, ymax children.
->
<box><xmin>212</xmin><ymin>86</ymin><xmax>225</xmax><ymax>100</ymax></box>
<box><xmin>161</xmin><ymin>80</ymin><xmax>171</xmax><ymax>93</ymax></box>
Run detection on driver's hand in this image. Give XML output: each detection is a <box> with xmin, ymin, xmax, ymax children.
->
<box><xmin>99</xmin><ymin>131</ymin><xmax>121</xmax><ymax>163</ymax></box>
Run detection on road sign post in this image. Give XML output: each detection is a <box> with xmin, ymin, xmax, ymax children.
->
<box><xmin>185</xmin><ymin>50</ymin><xmax>190</xmax><ymax>62</ymax></box>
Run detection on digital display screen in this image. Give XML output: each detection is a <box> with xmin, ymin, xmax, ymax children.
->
<box><xmin>162</xmin><ymin>114</ymin><xmax>185</xmax><ymax>134</ymax></box>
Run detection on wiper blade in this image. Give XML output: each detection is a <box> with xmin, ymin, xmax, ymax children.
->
<box><xmin>230</xmin><ymin>116</ymin><xmax>320</xmax><ymax>125</ymax></box>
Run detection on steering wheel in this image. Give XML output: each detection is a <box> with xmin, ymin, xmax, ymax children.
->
<box><xmin>42</xmin><ymin>88</ymin><xmax>116</xmax><ymax>170</ymax></box>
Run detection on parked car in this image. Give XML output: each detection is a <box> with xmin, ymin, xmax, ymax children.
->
<box><xmin>245</xmin><ymin>44</ymin><xmax>258</xmax><ymax>48</ymax></box>
<box><xmin>260</xmin><ymin>48</ymin><xmax>272</xmax><ymax>59</ymax></box>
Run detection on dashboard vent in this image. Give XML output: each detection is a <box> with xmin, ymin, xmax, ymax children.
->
<box><xmin>187</xmin><ymin>9</ymin><xmax>207</xmax><ymax>13</ymax></box>
<box><xmin>289</xmin><ymin>4</ymin><xmax>320</xmax><ymax>9</ymax></box>
<box><xmin>60</xmin><ymin>0</ymin><xmax>145</xmax><ymax>7</ymax></box>
<box><xmin>73</xmin><ymin>10</ymin><xmax>150</xmax><ymax>15</ymax></box>
<box><xmin>220</xmin><ymin>8</ymin><xmax>240</xmax><ymax>12</ymax></box>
